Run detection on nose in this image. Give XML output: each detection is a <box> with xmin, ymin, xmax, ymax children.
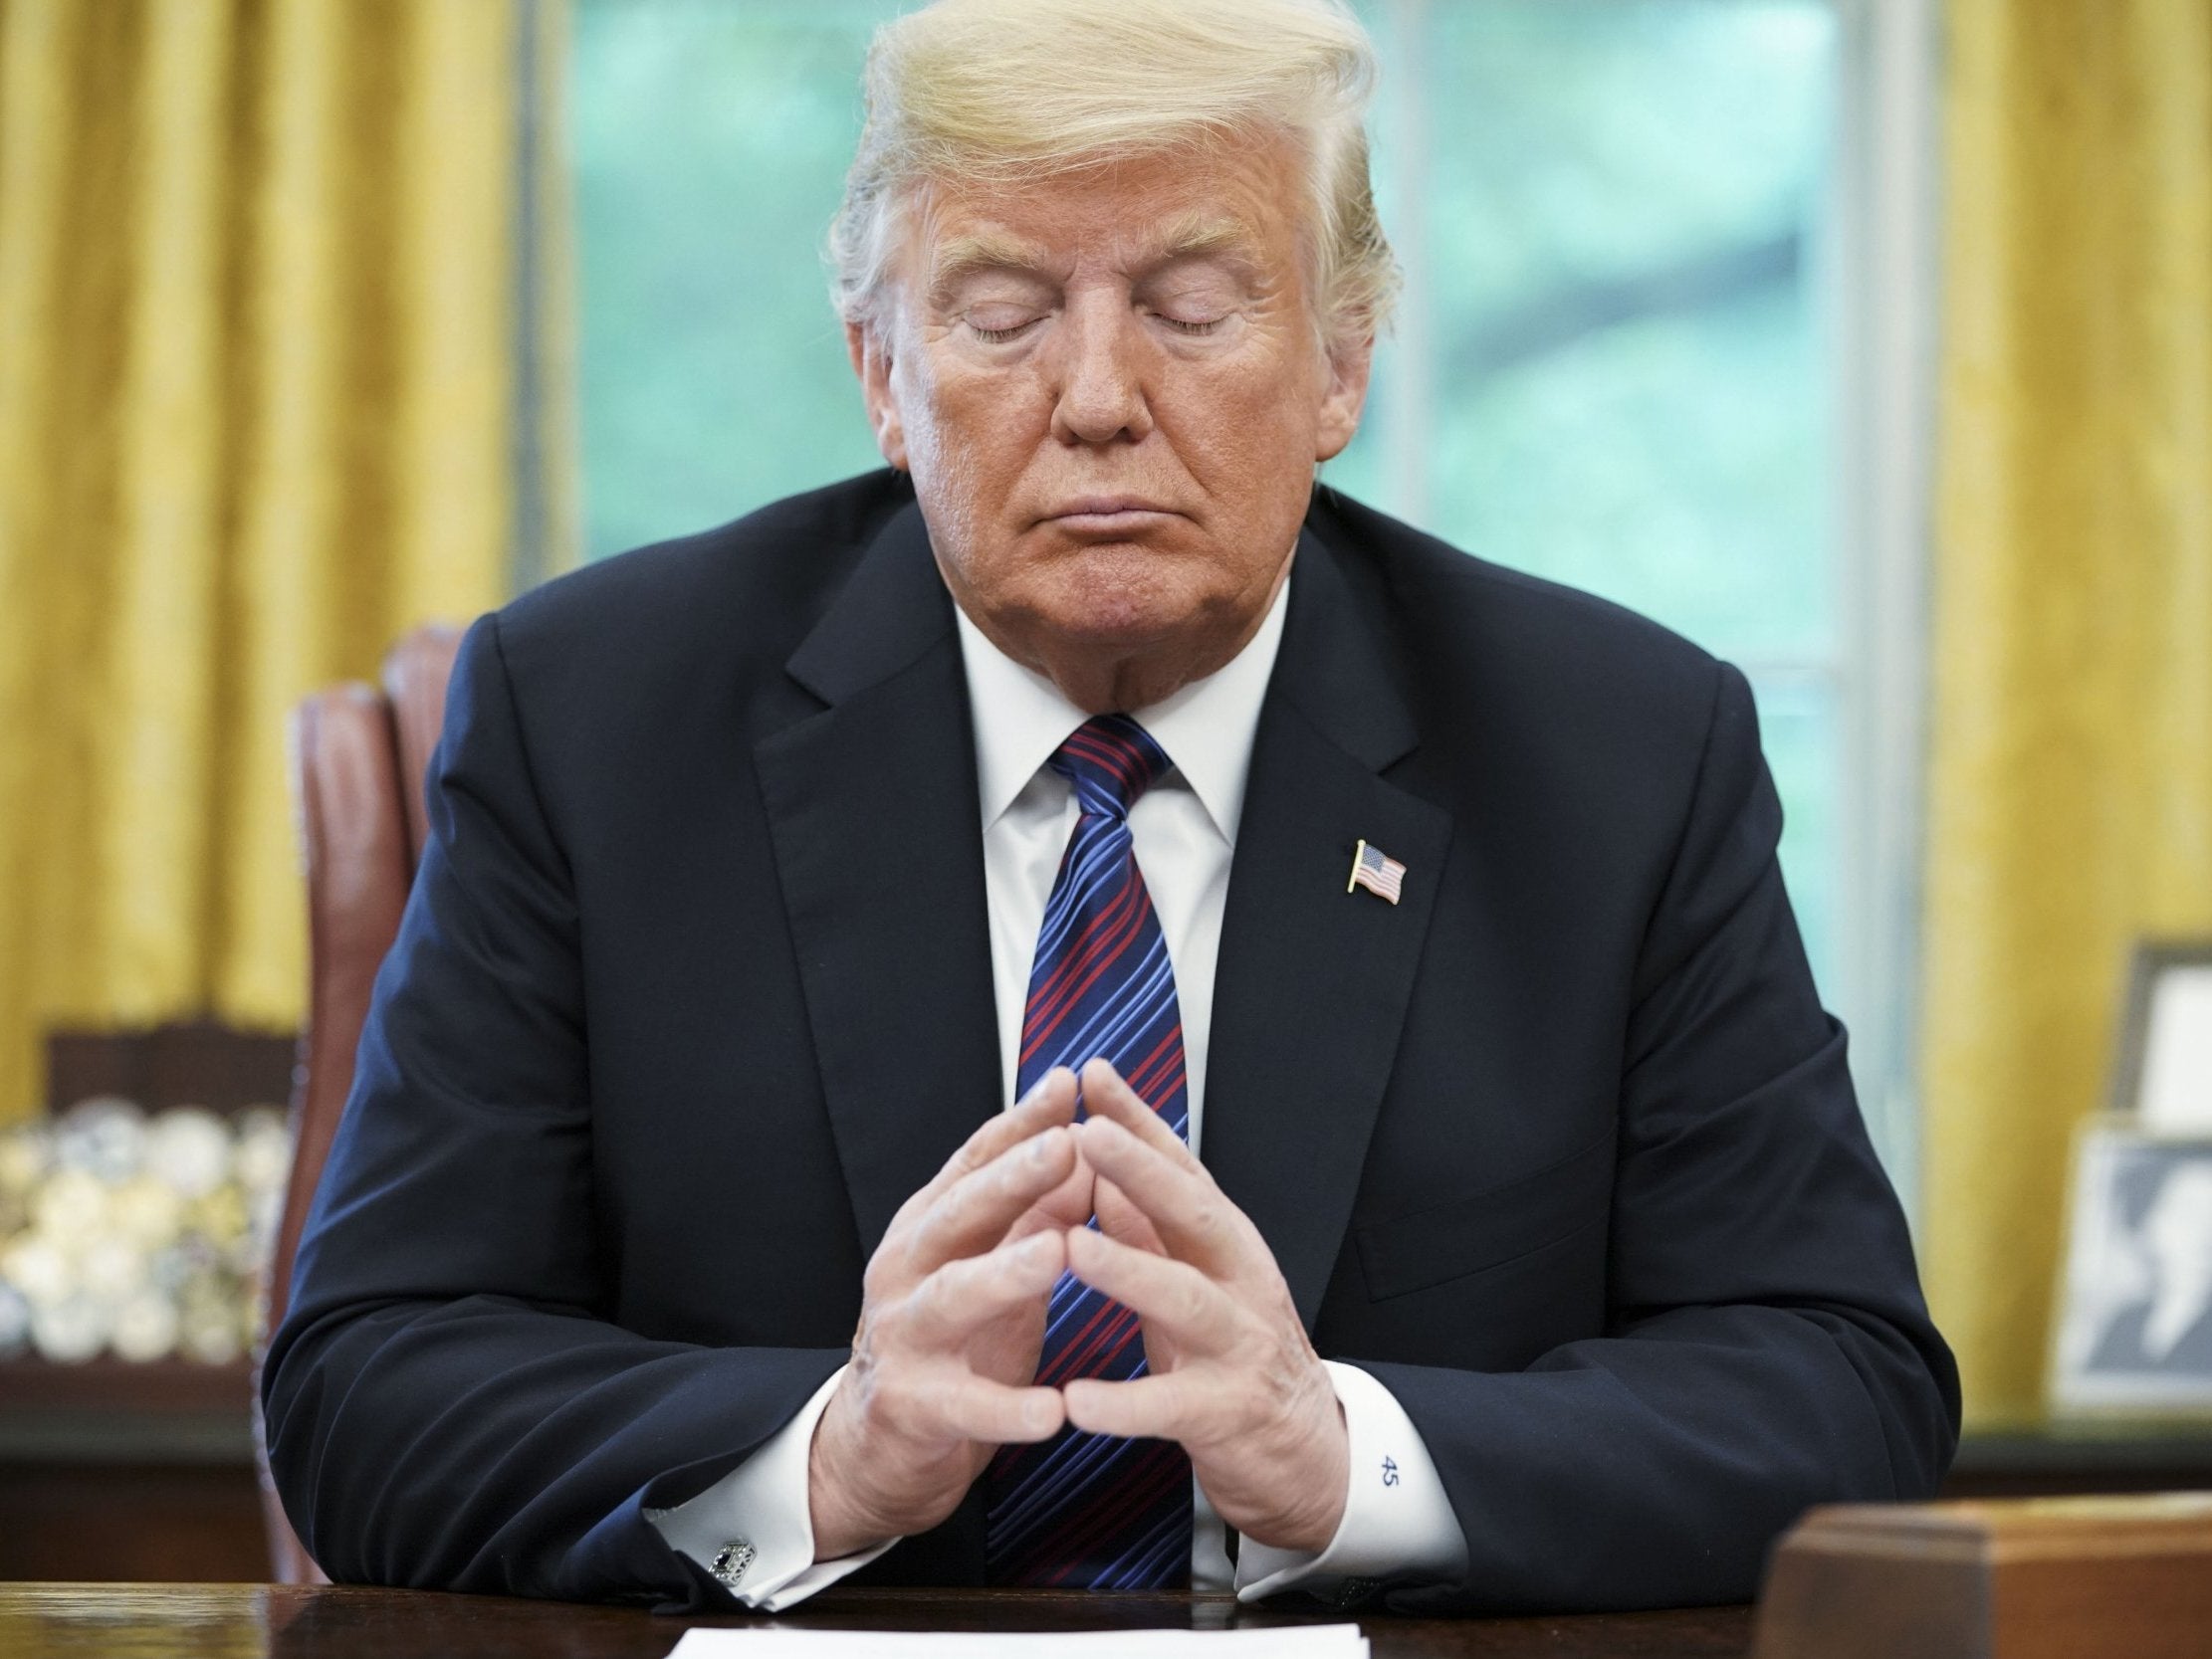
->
<box><xmin>1048</xmin><ymin>293</ymin><xmax>1154</xmax><ymax>447</ymax></box>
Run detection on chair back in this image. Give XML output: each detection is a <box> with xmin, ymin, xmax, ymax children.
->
<box><xmin>256</xmin><ymin>623</ymin><xmax>462</xmax><ymax>1582</ymax></box>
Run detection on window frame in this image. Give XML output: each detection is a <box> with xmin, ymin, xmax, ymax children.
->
<box><xmin>1826</xmin><ymin>0</ymin><xmax>1940</xmax><ymax>1213</ymax></box>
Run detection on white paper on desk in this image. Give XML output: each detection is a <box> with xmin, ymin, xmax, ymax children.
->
<box><xmin>667</xmin><ymin>1624</ymin><xmax>1368</xmax><ymax>1658</ymax></box>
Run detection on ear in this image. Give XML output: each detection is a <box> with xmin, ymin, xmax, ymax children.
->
<box><xmin>1312</xmin><ymin>330</ymin><xmax>1376</xmax><ymax>464</ymax></box>
<box><xmin>846</xmin><ymin>318</ymin><xmax>909</xmax><ymax>471</ymax></box>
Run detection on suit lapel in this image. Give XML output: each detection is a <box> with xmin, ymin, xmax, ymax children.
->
<box><xmin>755</xmin><ymin>502</ymin><xmax>1002</xmax><ymax>1254</ymax></box>
<box><xmin>755</xmin><ymin>500</ymin><xmax>1449</xmax><ymax>1314</ymax></box>
<box><xmin>1203</xmin><ymin>525</ymin><xmax>1453</xmax><ymax>1329</ymax></box>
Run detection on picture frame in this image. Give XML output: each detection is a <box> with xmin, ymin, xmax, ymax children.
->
<box><xmin>2050</xmin><ymin>1119</ymin><xmax>2212</xmax><ymax>1419</ymax></box>
<box><xmin>2108</xmin><ymin>938</ymin><xmax>2212</xmax><ymax>1131</ymax></box>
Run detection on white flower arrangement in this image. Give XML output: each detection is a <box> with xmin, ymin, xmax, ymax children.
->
<box><xmin>0</xmin><ymin>1098</ymin><xmax>293</xmax><ymax>1365</ymax></box>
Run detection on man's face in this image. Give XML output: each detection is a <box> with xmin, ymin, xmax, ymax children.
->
<box><xmin>850</xmin><ymin>136</ymin><xmax>1372</xmax><ymax>709</ymax></box>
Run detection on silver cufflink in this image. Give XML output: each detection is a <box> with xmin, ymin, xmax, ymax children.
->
<box><xmin>711</xmin><ymin>1538</ymin><xmax>758</xmax><ymax>1591</ymax></box>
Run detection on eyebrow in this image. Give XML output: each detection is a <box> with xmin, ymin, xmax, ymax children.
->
<box><xmin>1152</xmin><ymin>214</ymin><xmax>1264</xmax><ymax>275</ymax></box>
<box><xmin>925</xmin><ymin>232</ymin><xmax>1052</xmax><ymax>304</ymax></box>
<box><xmin>923</xmin><ymin>214</ymin><xmax>1265</xmax><ymax>306</ymax></box>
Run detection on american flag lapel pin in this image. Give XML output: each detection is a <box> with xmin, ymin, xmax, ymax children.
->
<box><xmin>1348</xmin><ymin>838</ymin><xmax>1406</xmax><ymax>905</ymax></box>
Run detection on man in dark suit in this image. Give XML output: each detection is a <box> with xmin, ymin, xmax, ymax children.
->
<box><xmin>263</xmin><ymin>0</ymin><xmax>1957</xmax><ymax>1615</ymax></box>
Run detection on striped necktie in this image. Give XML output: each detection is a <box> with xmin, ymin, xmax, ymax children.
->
<box><xmin>983</xmin><ymin>714</ymin><xmax>1194</xmax><ymax>1589</ymax></box>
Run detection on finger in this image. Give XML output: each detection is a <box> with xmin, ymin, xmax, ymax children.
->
<box><xmin>1073</xmin><ymin>1116</ymin><xmax>1247</xmax><ymax>1275</ymax></box>
<box><xmin>1078</xmin><ymin>1059</ymin><xmax>1201</xmax><ymax>1168</ymax></box>
<box><xmin>1065</xmin><ymin>1224</ymin><xmax>1234</xmax><ymax>1348</ymax></box>
<box><xmin>1008</xmin><ymin>1144</ymin><xmax>1095</xmax><ymax>1241</ymax></box>
<box><xmin>908</xmin><ymin>1126</ymin><xmax>1079</xmax><ymax>1273</ymax></box>
<box><xmin>1094</xmin><ymin>1175</ymin><xmax>1167</xmax><ymax>1257</ymax></box>
<box><xmin>908</xmin><ymin>1368</ymin><xmax>1067</xmax><ymax>1445</ymax></box>
<box><xmin>903</xmin><ymin>1230</ymin><xmax>1066</xmax><ymax>1348</ymax></box>
<box><xmin>1062</xmin><ymin>1371</ymin><xmax>1215</xmax><ymax>1444</ymax></box>
<box><xmin>906</xmin><ymin>1069</ymin><xmax>1080</xmax><ymax>1218</ymax></box>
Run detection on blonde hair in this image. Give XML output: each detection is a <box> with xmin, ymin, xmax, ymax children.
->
<box><xmin>828</xmin><ymin>0</ymin><xmax>1398</xmax><ymax>348</ymax></box>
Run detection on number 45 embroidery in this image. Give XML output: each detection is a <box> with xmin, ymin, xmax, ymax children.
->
<box><xmin>1381</xmin><ymin>1456</ymin><xmax>1400</xmax><ymax>1487</ymax></box>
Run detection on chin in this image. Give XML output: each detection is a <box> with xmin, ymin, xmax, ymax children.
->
<box><xmin>1031</xmin><ymin>554</ymin><xmax>1214</xmax><ymax>649</ymax></box>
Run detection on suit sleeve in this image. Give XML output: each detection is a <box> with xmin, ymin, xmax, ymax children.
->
<box><xmin>1362</xmin><ymin>661</ymin><xmax>1960</xmax><ymax>1615</ymax></box>
<box><xmin>260</xmin><ymin>613</ymin><xmax>846</xmax><ymax>1610</ymax></box>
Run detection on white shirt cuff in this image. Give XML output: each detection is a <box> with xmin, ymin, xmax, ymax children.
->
<box><xmin>1233</xmin><ymin>1359</ymin><xmax>1469</xmax><ymax>1601</ymax></box>
<box><xmin>645</xmin><ymin>1364</ymin><xmax>897</xmax><ymax>1610</ymax></box>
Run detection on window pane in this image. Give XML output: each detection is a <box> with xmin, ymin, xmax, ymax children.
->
<box><xmin>570</xmin><ymin>0</ymin><xmax>903</xmax><ymax>560</ymax></box>
<box><xmin>1340</xmin><ymin>0</ymin><xmax>1836</xmax><ymax>662</ymax></box>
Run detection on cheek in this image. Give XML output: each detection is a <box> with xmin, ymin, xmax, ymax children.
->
<box><xmin>895</xmin><ymin>362</ymin><xmax>1043</xmax><ymax>597</ymax></box>
<box><xmin>1209</xmin><ymin>331</ymin><xmax>1324</xmax><ymax>437</ymax></box>
<box><xmin>894</xmin><ymin>361</ymin><xmax>985</xmax><ymax>518</ymax></box>
<box><xmin>1188</xmin><ymin>362</ymin><xmax>1326</xmax><ymax>493</ymax></box>
<box><xmin>902</xmin><ymin>355</ymin><xmax>1037</xmax><ymax>485</ymax></box>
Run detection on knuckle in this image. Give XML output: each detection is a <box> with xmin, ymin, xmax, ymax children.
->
<box><xmin>913</xmin><ymin>1267</ymin><xmax>959</xmax><ymax>1331</ymax></box>
<box><xmin>1161</xmin><ymin>1378</ymin><xmax>1200</xmax><ymax>1432</ymax></box>
<box><xmin>1177</xmin><ymin>1280</ymin><xmax>1210</xmax><ymax>1327</ymax></box>
<box><xmin>908</xmin><ymin>1206</ymin><xmax>953</xmax><ymax>1261</ymax></box>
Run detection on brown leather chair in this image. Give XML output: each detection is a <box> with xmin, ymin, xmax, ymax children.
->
<box><xmin>255</xmin><ymin>623</ymin><xmax>464</xmax><ymax>1582</ymax></box>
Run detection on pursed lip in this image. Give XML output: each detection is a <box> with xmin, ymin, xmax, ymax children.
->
<box><xmin>1038</xmin><ymin>496</ymin><xmax>1184</xmax><ymax>529</ymax></box>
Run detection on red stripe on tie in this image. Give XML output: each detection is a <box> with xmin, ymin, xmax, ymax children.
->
<box><xmin>1017</xmin><ymin>869</ymin><xmax>1148</xmax><ymax>1058</ymax></box>
<box><xmin>1081</xmin><ymin>1316</ymin><xmax>1148</xmax><ymax>1381</ymax></box>
<box><xmin>1017</xmin><ymin>886</ymin><xmax>1154</xmax><ymax>1066</ymax></box>
<box><xmin>1122</xmin><ymin>1024</ymin><xmax>1185</xmax><ymax>1106</ymax></box>
<box><xmin>1019</xmin><ymin>855</ymin><xmax>1145</xmax><ymax>1031</ymax></box>
<box><xmin>1041</xmin><ymin>1299</ymin><xmax>1142</xmax><ymax>1386</ymax></box>
<box><xmin>1034</xmin><ymin>1298</ymin><xmax>1131</xmax><ymax>1387</ymax></box>
<box><xmin>1020</xmin><ymin>1442</ymin><xmax>1188</xmax><ymax>1586</ymax></box>
<box><xmin>1059</xmin><ymin>728</ymin><xmax>1151</xmax><ymax>798</ymax></box>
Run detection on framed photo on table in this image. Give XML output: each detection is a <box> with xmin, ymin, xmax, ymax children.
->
<box><xmin>2051</xmin><ymin>1124</ymin><xmax>2212</xmax><ymax>1416</ymax></box>
<box><xmin>2051</xmin><ymin>941</ymin><xmax>2212</xmax><ymax>1417</ymax></box>
<box><xmin>2109</xmin><ymin>939</ymin><xmax>2212</xmax><ymax>1131</ymax></box>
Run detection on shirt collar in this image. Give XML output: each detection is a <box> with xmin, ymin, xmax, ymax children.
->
<box><xmin>953</xmin><ymin>567</ymin><xmax>1291</xmax><ymax>847</ymax></box>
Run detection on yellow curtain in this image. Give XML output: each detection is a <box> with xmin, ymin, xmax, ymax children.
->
<box><xmin>0</xmin><ymin>0</ymin><xmax>566</xmax><ymax>1121</ymax></box>
<box><xmin>1925</xmin><ymin>0</ymin><xmax>2212</xmax><ymax>1427</ymax></box>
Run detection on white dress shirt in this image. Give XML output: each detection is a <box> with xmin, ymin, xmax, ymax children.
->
<box><xmin>650</xmin><ymin>567</ymin><xmax>1467</xmax><ymax>1608</ymax></box>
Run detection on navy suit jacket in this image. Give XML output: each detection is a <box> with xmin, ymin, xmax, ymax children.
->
<box><xmin>263</xmin><ymin>470</ymin><xmax>1959</xmax><ymax>1613</ymax></box>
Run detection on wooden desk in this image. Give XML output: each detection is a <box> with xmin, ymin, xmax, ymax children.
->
<box><xmin>0</xmin><ymin>1584</ymin><xmax>1751</xmax><ymax>1658</ymax></box>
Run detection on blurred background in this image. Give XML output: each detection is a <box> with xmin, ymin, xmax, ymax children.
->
<box><xmin>0</xmin><ymin>0</ymin><xmax>2208</xmax><ymax>1581</ymax></box>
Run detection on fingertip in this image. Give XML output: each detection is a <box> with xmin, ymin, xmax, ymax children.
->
<box><xmin>1023</xmin><ymin>1122</ymin><xmax>1075</xmax><ymax>1171</ymax></box>
<box><xmin>1022</xmin><ymin>1387</ymin><xmax>1066</xmax><ymax>1440</ymax></box>
<box><xmin>1063</xmin><ymin>1223</ymin><xmax>1109</xmax><ymax>1273</ymax></box>
<box><xmin>1043</xmin><ymin>1066</ymin><xmax>1081</xmax><ymax>1119</ymax></box>
<box><xmin>1022</xmin><ymin>1226</ymin><xmax>1067</xmax><ymax>1277</ymax></box>
<box><xmin>1079</xmin><ymin>1057</ymin><xmax>1129</xmax><ymax>1102</ymax></box>
<box><xmin>1071</xmin><ymin>1115</ymin><xmax>1131</xmax><ymax>1162</ymax></box>
<box><xmin>1059</xmin><ymin>1377</ymin><xmax>1111</xmax><ymax>1434</ymax></box>
<box><xmin>1016</xmin><ymin>1067</ymin><xmax>1076</xmax><ymax>1119</ymax></box>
